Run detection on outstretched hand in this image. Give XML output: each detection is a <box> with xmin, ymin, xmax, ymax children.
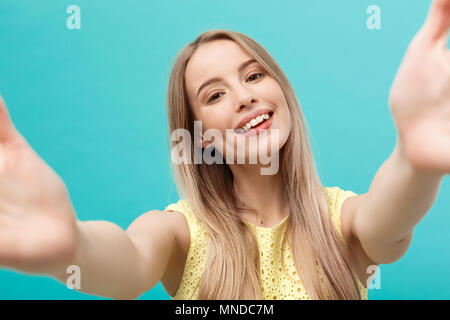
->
<box><xmin>389</xmin><ymin>0</ymin><xmax>450</xmax><ymax>175</ymax></box>
<box><xmin>0</xmin><ymin>96</ymin><xmax>77</xmax><ymax>274</ymax></box>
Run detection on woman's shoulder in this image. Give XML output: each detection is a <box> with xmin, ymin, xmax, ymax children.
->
<box><xmin>164</xmin><ymin>199</ymin><xmax>203</xmax><ymax>240</ymax></box>
<box><xmin>130</xmin><ymin>207</ymin><xmax>191</xmax><ymax>256</ymax></box>
<box><xmin>163</xmin><ymin>199</ymin><xmax>194</xmax><ymax>246</ymax></box>
<box><xmin>149</xmin><ymin>202</ymin><xmax>193</xmax><ymax>298</ymax></box>
<box><xmin>323</xmin><ymin>186</ymin><xmax>358</xmax><ymax>249</ymax></box>
<box><xmin>161</xmin><ymin>199</ymin><xmax>210</xmax><ymax>298</ymax></box>
<box><xmin>323</xmin><ymin>186</ymin><xmax>358</xmax><ymax>204</ymax></box>
<box><xmin>323</xmin><ymin>186</ymin><xmax>375</xmax><ymax>294</ymax></box>
<box><xmin>323</xmin><ymin>186</ymin><xmax>358</xmax><ymax>226</ymax></box>
<box><xmin>165</xmin><ymin>199</ymin><xmax>195</xmax><ymax>221</ymax></box>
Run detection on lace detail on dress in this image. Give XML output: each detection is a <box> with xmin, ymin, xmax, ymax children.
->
<box><xmin>164</xmin><ymin>199</ymin><xmax>208</xmax><ymax>299</ymax></box>
<box><xmin>325</xmin><ymin>186</ymin><xmax>368</xmax><ymax>300</ymax></box>
<box><xmin>164</xmin><ymin>187</ymin><xmax>368</xmax><ymax>300</ymax></box>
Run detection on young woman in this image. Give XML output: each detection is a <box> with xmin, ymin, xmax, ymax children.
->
<box><xmin>0</xmin><ymin>0</ymin><xmax>448</xmax><ymax>300</ymax></box>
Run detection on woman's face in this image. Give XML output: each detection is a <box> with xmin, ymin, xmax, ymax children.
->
<box><xmin>184</xmin><ymin>39</ymin><xmax>291</xmax><ymax>164</ymax></box>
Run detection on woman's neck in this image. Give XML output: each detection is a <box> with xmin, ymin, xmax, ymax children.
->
<box><xmin>229</xmin><ymin>163</ymin><xmax>288</xmax><ymax>227</ymax></box>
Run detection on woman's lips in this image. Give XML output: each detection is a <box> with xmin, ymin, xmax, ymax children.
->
<box><xmin>238</xmin><ymin>112</ymin><xmax>274</xmax><ymax>136</ymax></box>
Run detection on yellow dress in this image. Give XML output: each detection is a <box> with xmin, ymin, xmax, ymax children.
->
<box><xmin>164</xmin><ymin>186</ymin><xmax>368</xmax><ymax>300</ymax></box>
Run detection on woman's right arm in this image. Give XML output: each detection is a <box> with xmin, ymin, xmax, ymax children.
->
<box><xmin>0</xmin><ymin>95</ymin><xmax>175</xmax><ymax>299</ymax></box>
<box><xmin>53</xmin><ymin>211</ymin><xmax>177</xmax><ymax>300</ymax></box>
<box><xmin>52</xmin><ymin>211</ymin><xmax>178</xmax><ymax>300</ymax></box>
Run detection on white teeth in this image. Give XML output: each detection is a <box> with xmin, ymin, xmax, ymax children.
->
<box><xmin>237</xmin><ymin>112</ymin><xmax>272</xmax><ymax>133</ymax></box>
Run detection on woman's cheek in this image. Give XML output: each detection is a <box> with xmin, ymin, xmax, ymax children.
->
<box><xmin>202</xmin><ymin>114</ymin><xmax>231</xmax><ymax>136</ymax></box>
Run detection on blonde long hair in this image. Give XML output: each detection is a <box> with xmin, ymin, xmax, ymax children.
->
<box><xmin>166</xmin><ymin>30</ymin><xmax>362</xmax><ymax>299</ymax></box>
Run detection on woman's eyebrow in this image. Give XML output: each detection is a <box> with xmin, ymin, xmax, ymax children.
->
<box><xmin>196</xmin><ymin>58</ymin><xmax>258</xmax><ymax>97</ymax></box>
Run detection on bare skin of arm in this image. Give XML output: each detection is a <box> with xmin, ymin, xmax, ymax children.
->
<box><xmin>53</xmin><ymin>212</ymin><xmax>179</xmax><ymax>300</ymax></box>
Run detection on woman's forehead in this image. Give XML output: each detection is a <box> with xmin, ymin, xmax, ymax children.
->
<box><xmin>185</xmin><ymin>40</ymin><xmax>253</xmax><ymax>96</ymax></box>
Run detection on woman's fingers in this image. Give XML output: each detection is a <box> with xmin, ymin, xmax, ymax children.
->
<box><xmin>0</xmin><ymin>95</ymin><xmax>19</xmax><ymax>144</ymax></box>
<box><xmin>421</xmin><ymin>0</ymin><xmax>450</xmax><ymax>46</ymax></box>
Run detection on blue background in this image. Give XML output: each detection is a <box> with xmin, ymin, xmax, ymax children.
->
<box><xmin>0</xmin><ymin>0</ymin><xmax>449</xmax><ymax>299</ymax></box>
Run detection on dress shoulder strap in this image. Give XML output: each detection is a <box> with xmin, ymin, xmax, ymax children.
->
<box><xmin>164</xmin><ymin>199</ymin><xmax>209</xmax><ymax>299</ymax></box>
<box><xmin>324</xmin><ymin>186</ymin><xmax>358</xmax><ymax>250</ymax></box>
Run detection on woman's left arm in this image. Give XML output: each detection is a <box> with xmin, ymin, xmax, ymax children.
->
<box><xmin>346</xmin><ymin>0</ymin><xmax>450</xmax><ymax>264</ymax></box>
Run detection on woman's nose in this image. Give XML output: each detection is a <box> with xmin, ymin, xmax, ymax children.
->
<box><xmin>236</xmin><ymin>96</ymin><xmax>257</xmax><ymax>112</ymax></box>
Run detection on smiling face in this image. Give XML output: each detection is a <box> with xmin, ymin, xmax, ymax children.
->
<box><xmin>184</xmin><ymin>39</ymin><xmax>291</xmax><ymax>163</ymax></box>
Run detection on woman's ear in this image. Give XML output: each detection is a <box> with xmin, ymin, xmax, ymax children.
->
<box><xmin>194</xmin><ymin>138</ymin><xmax>211</xmax><ymax>149</ymax></box>
<box><xmin>202</xmin><ymin>140</ymin><xmax>213</xmax><ymax>149</ymax></box>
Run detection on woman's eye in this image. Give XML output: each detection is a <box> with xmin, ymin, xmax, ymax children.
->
<box><xmin>207</xmin><ymin>92</ymin><xmax>223</xmax><ymax>103</ymax></box>
<box><xmin>247</xmin><ymin>72</ymin><xmax>264</xmax><ymax>82</ymax></box>
<box><xmin>205</xmin><ymin>73</ymin><xmax>264</xmax><ymax>104</ymax></box>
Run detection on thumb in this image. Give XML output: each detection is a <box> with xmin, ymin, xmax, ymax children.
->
<box><xmin>0</xmin><ymin>95</ymin><xmax>19</xmax><ymax>143</ymax></box>
<box><xmin>422</xmin><ymin>0</ymin><xmax>450</xmax><ymax>45</ymax></box>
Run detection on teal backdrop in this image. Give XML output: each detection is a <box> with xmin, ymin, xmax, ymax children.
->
<box><xmin>0</xmin><ymin>0</ymin><xmax>449</xmax><ymax>299</ymax></box>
